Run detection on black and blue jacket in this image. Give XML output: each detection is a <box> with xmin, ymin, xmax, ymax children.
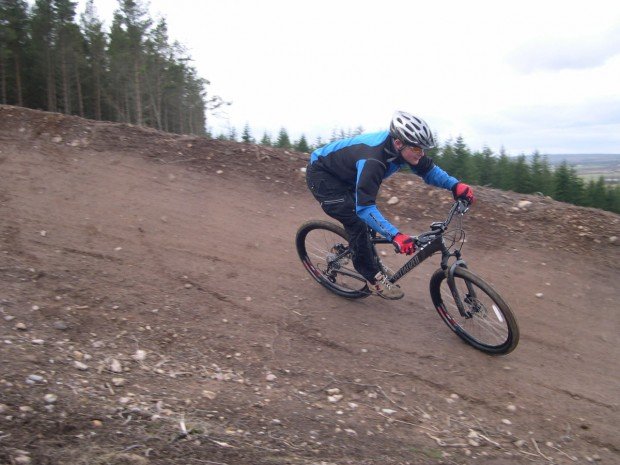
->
<box><xmin>309</xmin><ymin>130</ymin><xmax>458</xmax><ymax>240</ymax></box>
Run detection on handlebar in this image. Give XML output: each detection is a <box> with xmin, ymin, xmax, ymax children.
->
<box><xmin>413</xmin><ymin>200</ymin><xmax>470</xmax><ymax>246</ymax></box>
<box><xmin>447</xmin><ymin>199</ymin><xmax>470</xmax><ymax>223</ymax></box>
<box><xmin>372</xmin><ymin>200</ymin><xmax>471</xmax><ymax>248</ymax></box>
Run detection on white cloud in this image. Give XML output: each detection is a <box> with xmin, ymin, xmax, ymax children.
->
<box><xmin>509</xmin><ymin>26</ymin><xmax>620</xmax><ymax>73</ymax></box>
<box><xmin>469</xmin><ymin>97</ymin><xmax>620</xmax><ymax>153</ymax></box>
<box><xmin>70</xmin><ymin>0</ymin><xmax>620</xmax><ymax>154</ymax></box>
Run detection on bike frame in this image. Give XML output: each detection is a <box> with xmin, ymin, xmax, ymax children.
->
<box><xmin>372</xmin><ymin>234</ymin><xmax>453</xmax><ymax>282</ymax></box>
<box><xmin>372</xmin><ymin>233</ymin><xmax>473</xmax><ymax>318</ymax></box>
<box><xmin>328</xmin><ymin>200</ymin><xmax>476</xmax><ymax>317</ymax></box>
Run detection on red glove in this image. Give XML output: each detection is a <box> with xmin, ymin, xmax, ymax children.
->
<box><xmin>392</xmin><ymin>233</ymin><xmax>415</xmax><ymax>255</ymax></box>
<box><xmin>452</xmin><ymin>182</ymin><xmax>475</xmax><ymax>204</ymax></box>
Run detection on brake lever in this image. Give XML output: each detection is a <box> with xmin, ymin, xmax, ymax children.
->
<box><xmin>457</xmin><ymin>200</ymin><xmax>470</xmax><ymax>214</ymax></box>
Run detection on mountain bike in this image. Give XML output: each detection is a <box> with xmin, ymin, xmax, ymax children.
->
<box><xmin>295</xmin><ymin>200</ymin><xmax>519</xmax><ymax>355</ymax></box>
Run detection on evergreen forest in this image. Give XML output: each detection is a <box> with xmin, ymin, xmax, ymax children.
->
<box><xmin>0</xmin><ymin>0</ymin><xmax>225</xmax><ymax>134</ymax></box>
<box><xmin>1</xmin><ymin>0</ymin><xmax>618</xmax><ymax>213</ymax></box>
<box><xmin>237</xmin><ymin>126</ymin><xmax>620</xmax><ymax>215</ymax></box>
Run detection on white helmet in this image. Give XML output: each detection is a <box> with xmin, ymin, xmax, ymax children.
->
<box><xmin>389</xmin><ymin>111</ymin><xmax>436</xmax><ymax>149</ymax></box>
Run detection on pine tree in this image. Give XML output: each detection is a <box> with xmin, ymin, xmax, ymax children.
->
<box><xmin>452</xmin><ymin>136</ymin><xmax>473</xmax><ymax>183</ymax></box>
<box><xmin>275</xmin><ymin>127</ymin><xmax>291</xmax><ymax>149</ymax></box>
<box><xmin>568</xmin><ymin>165</ymin><xmax>585</xmax><ymax>205</ymax></box>
<box><xmin>494</xmin><ymin>148</ymin><xmax>514</xmax><ymax>191</ymax></box>
<box><xmin>530</xmin><ymin>151</ymin><xmax>553</xmax><ymax>195</ymax></box>
<box><xmin>439</xmin><ymin>140</ymin><xmax>457</xmax><ymax>175</ymax></box>
<box><xmin>108</xmin><ymin>11</ymin><xmax>130</xmax><ymax>121</ymax></box>
<box><xmin>80</xmin><ymin>0</ymin><xmax>107</xmax><ymax>120</ymax></box>
<box><xmin>294</xmin><ymin>134</ymin><xmax>310</xmax><ymax>153</ymax></box>
<box><xmin>0</xmin><ymin>0</ymin><xmax>29</xmax><ymax>106</ymax></box>
<box><xmin>124</xmin><ymin>0</ymin><xmax>150</xmax><ymax>125</ymax></box>
<box><xmin>182</xmin><ymin>67</ymin><xmax>207</xmax><ymax>134</ymax></box>
<box><xmin>109</xmin><ymin>0</ymin><xmax>151</xmax><ymax>124</ymax></box>
<box><xmin>584</xmin><ymin>177</ymin><xmax>608</xmax><ymax>209</ymax></box>
<box><xmin>512</xmin><ymin>155</ymin><xmax>534</xmax><ymax>194</ymax></box>
<box><xmin>260</xmin><ymin>132</ymin><xmax>272</xmax><ymax>146</ymax></box>
<box><xmin>241</xmin><ymin>123</ymin><xmax>253</xmax><ymax>143</ymax></box>
<box><xmin>606</xmin><ymin>185</ymin><xmax>620</xmax><ymax>214</ymax></box>
<box><xmin>30</xmin><ymin>0</ymin><xmax>57</xmax><ymax>111</ymax></box>
<box><xmin>143</xmin><ymin>17</ymin><xmax>169</xmax><ymax>129</ymax></box>
<box><xmin>475</xmin><ymin>146</ymin><xmax>496</xmax><ymax>186</ymax></box>
<box><xmin>552</xmin><ymin>162</ymin><xmax>573</xmax><ymax>203</ymax></box>
<box><xmin>54</xmin><ymin>0</ymin><xmax>88</xmax><ymax>116</ymax></box>
<box><xmin>539</xmin><ymin>155</ymin><xmax>553</xmax><ymax>195</ymax></box>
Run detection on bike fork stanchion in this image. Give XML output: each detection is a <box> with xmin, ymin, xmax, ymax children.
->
<box><xmin>446</xmin><ymin>259</ymin><xmax>471</xmax><ymax>318</ymax></box>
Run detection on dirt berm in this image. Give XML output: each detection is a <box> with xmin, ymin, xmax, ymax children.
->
<box><xmin>0</xmin><ymin>105</ymin><xmax>618</xmax><ymax>465</ymax></box>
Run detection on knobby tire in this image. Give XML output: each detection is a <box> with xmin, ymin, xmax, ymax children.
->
<box><xmin>430</xmin><ymin>267</ymin><xmax>519</xmax><ymax>355</ymax></box>
<box><xmin>296</xmin><ymin>220</ymin><xmax>369</xmax><ymax>299</ymax></box>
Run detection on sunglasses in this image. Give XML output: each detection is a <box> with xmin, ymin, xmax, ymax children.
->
<box><xmin>405</xmin><ymin>145</ymin><xmax>425</xmax><ymax>154</ymax></box>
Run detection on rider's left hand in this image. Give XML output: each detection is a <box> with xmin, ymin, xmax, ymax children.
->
<box><xmin>452</xmin><ymin>182</ymin><xmax>475</xmax><ymax>204</ymax></box>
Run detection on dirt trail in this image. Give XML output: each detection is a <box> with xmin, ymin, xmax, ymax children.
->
<box><xmin>0</xmin><ymin>106</ymin><xmax>619</xmax><ymax>464</ymax></box>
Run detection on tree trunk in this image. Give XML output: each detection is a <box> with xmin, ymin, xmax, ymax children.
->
<box><xmin>14</xmin><ymin>54</ymin><xmax>23</xmax><ymax>107</ymax></box>
<box><xmin>93</xmin><ymin>65</ymin><xmax>101</xmax><ymax>120</ymax></box>
<box><xmin>124</xmin><ymin>89</ymin><xmax>130</xmax><ymax>122</ymax></box>
<box><xmin>146</xmin><ymin>73</ymin><xmax>162</xmax><ymax>130</ymax></box>
<box><xmin>46</xmin><ymin>47</ymin><xmax>56</xmax><ymax>112</ymax></box>
<box><xmin>61</xmin><ymin>52</ymin><xmax>70</xmax><ymax>114</ymax></box>
<box><xmin>188</xmin><ymin>108</ymin><xmax>194</xmax><ymax>135</ymax></box>
<box><xmin>133</xmin><ymin>60</ymin><xmax>142</xmax><ymax>125</ymax></box>
<box><xmin>74</xmin><ymin>60</ymin><xmax>84</xmax><ymax>117</ymax></box>
<box><xmin>147</xmin><ymin>89</ymin><xmax>161</xmax><ymax>129</ymax></box>
<box><xmin>0</xmin><ymin>48</ymin><xmax>6</xmax><ymax>104</ymax></box>
<box><xmin>178</xmin><ymin>105</ymin><xmax>183</xmax><ymax>134</ymax></box>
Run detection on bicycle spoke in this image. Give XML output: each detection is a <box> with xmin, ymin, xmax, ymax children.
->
<box><xmin>299</xmin><ymin>223</ymin><xmax>367</xmax><ymax>294</ymax></box>
<box><xmin>439</xmin><ymin>278</ymin><xmax>510</xmax><ymax>348</ymax></box>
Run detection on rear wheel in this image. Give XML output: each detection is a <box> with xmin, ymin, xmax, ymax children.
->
<box><xmin>296</xmin><ymin>220</ymin><xmax>369</xmax><ymax>298</ymax></box>
<box><xmin>430</xmin><ymin>267</ymin><xmax>519</xmax><ymax>355</ymax></box>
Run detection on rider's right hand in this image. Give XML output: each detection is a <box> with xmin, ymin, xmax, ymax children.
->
<box><xmin>393</xmin><ymin>233</ymin><xmax>415</xmax><ymax>255</ymax></box>
<box><xmin>452</xmin><ymin>182</ymin><xmax>475</xmax><ymax>204</ymax></box>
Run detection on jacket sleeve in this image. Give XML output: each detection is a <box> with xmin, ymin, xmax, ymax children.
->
<box><xmin>423</xmin><ymin>165</ymin><xmax>459</xmax><ymax>190</ymax></box>
<box><xmin>409</xmin><ymin>156</ymin><xmax>459</xmax><ymax>190</ymax></box>
<box><xmin>354</xmin><ymin>159</ymin><xmax>399</xmax><ymax>240</ymax></box>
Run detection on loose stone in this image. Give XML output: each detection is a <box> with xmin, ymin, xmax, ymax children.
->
<box><xmin>110</xmin><ymin>359</ymin><xmax>123</xmax><ymax>373</ymax></box>
<box><xmin>74</xmin><ymin>361</ymin><xmax>89</xmax><ymax>371</ymax></box>
<box><xmin>112</xmin><ymin>378</ymin><xmax>126</xmax><ymax>387</ymax></box>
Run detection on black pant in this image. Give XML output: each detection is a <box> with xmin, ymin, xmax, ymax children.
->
<box><xmin>306</xmin><ymin>164</ymin><xmax>379</xmax><ymax>281</ymax></box>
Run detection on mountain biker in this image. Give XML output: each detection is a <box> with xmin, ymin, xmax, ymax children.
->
<box><xmin>305</xmin><ymin>111</ymin><xmax>474</xmax><ymax>300</ymax></box>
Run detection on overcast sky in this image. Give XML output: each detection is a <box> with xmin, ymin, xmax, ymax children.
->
<box><xmin>76</xmin><ymin>0</ymin><xmax>620</xmax><ymax>155</ymax></box>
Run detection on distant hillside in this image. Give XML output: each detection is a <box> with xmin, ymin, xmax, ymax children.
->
<box><xmin>537</xmin><ymin>153</ymin><xmax>620</xmax><ymax>182</ymax></box>
<box><xmin>539</xmin><ymin>153</ymin><xmax>620</xmax><ymax>166</ymax></box>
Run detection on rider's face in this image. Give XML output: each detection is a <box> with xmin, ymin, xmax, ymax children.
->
<box><xmin>399</xmin><ymin>144</ymin><xmax>425</xmax><ymax>165</ymax></box>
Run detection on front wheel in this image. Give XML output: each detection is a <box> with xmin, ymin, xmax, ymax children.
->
<box><xmin>430</xmin><ymin>267</ymin><xmax>519</xmax><ymax>355</ymax></box>
<box><xmin>296</xmin><ymin>220</ymin><xmax>369</xmax><ymax>299</ymax></box>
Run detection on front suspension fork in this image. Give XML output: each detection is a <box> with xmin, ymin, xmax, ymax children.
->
<box><xmin>442</xmin><ymin>251</ymin><xmax>476</xmax><ymax>318</ymax></box>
